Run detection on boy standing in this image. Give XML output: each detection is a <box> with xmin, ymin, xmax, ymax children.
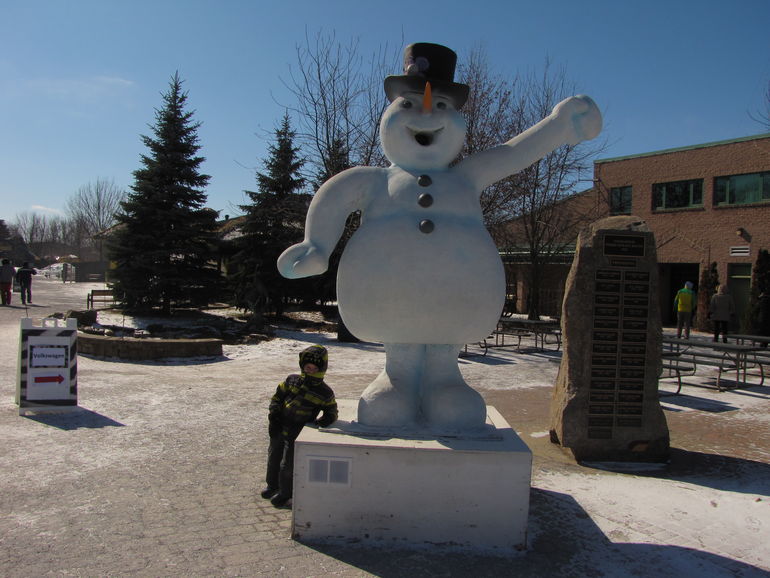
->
<box><xmin>262</xmin><ymin>344</ymin><xmax>337</xmax><ymax>508</ymax></box>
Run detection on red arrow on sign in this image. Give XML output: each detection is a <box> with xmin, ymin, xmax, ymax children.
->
<box><xmin>34</xmin><ymin>375</ymin><xmax>64</xmax><ymax>384</ymax></box>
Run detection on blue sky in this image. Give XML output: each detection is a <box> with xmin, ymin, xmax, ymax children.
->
<box><xmin>1</xmin><ymin>0</ymin><xmax>769</xmax><ymax>222</ymax></box>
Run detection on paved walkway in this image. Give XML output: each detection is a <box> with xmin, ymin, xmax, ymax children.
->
<box><xmin>0</xmin><ymin>279</ymin><xmax>767</xmax><ymax>576</ymax></box>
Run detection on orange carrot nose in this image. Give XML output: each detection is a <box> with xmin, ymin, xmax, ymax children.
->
<box><xmin>422</xmin><ymin>81</ymin><xmax>432</xmax><ymax>113</ymax></box>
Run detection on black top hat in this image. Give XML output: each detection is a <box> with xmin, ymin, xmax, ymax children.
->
<box><xmin>384</xmin><ymin>43</ymin><xmax>469</xmax><ymax>109</ymax></box>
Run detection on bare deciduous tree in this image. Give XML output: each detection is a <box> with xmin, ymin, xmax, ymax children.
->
<box><xmin>65</xmin><ymin>178</ymin><xmax>125</xmax><ymax>259</ymax></box>
<box><xmin>460</xmin><ymin>49</ymin><xmax>606</xmax><ymax>319</ymax></box>
<box><xmin>282</xmin><ymin>29</ymin><xmax>397</xmax><ymax>178</ymax></box>
<box><xmin>458</xmin><ymin>46</ymin><xmax>528</xmax><ymax>231</ymax></box>
<box><xmin>13</xmin><ymin>178</ymin><xmax>124</xmax><ymax>261</ymax></box>
<box><xmin>13</xmin><ymin>212</ymin><xmax>49</xmax><ymax>246</ymax></box>
<box><xmin>749</xmin><ymin>80</ymin><xmax>770</xmax><ymax>130</ymax></box>
<box><xmin>507</xmin><ymin>60</ymin><xmax>607</xmax><ymax>319</ymax></box>
<box><xmin>65</xmin><ymin>178</ymin><xmax>124</xmax><ymax>236</ymax></box>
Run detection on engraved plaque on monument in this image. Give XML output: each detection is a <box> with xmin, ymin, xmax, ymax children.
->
<box><xmin>549</xmin><ymin>216</ymin><xmax>669</xmax><ymax>462</ymax></box>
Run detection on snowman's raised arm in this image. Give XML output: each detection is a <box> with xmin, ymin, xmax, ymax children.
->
<box><xmin>277</xmin><ymin>166</ymin><xmax>381</xmax><ymax>279</ymax></box>
<box><xmin>458</xmin><ymin>95</ymin><xmax>602</xmax><ymax>192</ymax></box>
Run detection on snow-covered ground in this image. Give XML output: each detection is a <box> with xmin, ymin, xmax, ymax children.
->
<box><xmin>96</xmin><ymin>308</ymin><xmax>770</xmax><ymax>574</ymax></box>
<box><xmin>1</xmin><ymin>279</ymin><xmax>768</xmax><ymax>576</ymax></box>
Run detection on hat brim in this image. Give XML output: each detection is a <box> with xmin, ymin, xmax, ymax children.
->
<box><xmin>384</xmin><ymin>75</ymin><xmax>469</xmax><ymax>110</ymax></box>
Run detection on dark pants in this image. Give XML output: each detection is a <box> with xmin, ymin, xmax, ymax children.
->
<box><xmin>0</xmin><ymin>282</ymin><xmax>11</xmax><ymax>305</ymax></box>
<box><xmin>713</xmin><ymin>320</ymin><xmax>729</xmax><ymax>342</ymax></box>
<box><xmin>265</xmin><ymin>423</ymin><xmax>303</xmax><ymax>498</ymax></box>
<box><xmin>19</xmin><ymin>283</ymin><xmax>31</xmax><ymax>304</ymax></box>
<box><xmin>676</xmin><ymin>311</ymin><xmax>693</xmax><ymax>338</ymax></box>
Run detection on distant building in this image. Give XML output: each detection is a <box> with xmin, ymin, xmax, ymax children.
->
<box><xmin>502</xmin><ymin>132</ymin><xmax>770</xmax><ymax>326</ymax></box>
<box><xmin>594</xmin><ymin>132</ymin><xmax>770</xmax><ymax>326</ymax></box>
<box><xmin>499</xmin><ymin>189</ymin><xmax>606</xmax><ymax>316</ymax></box>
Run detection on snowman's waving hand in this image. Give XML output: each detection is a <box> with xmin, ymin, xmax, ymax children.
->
<box><xmin>277</xmin><ymin>166</ymin><xmax>381</xmax><ymax>279</ymax></box>
<box><xmin>458</xmin><ymin>95</ymin><xmax>602</xmax><ymax>192</ymax></box>
<box><xmin>277</xmin><ymin>242</ymin><xmax>327</xmax><ymax>279</ymax></box>
<box><xmin>555</xmin><ymin>95</ymin><xmax>603</xmax><ymax>146</ymax></box>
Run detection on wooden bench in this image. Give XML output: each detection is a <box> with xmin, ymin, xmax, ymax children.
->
<box><xmin>87</xmin><ymin>289</ymin><xmax>115</xmax><ymax>309</ymax></box>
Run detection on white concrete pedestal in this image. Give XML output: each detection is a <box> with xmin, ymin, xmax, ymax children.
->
<box><xmin>292</xmin><ymin>400</ymin><xmax>532</xmax><ymax>552</ymax></box>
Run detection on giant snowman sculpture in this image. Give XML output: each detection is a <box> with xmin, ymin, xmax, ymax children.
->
<box><xmin>278</xmin><ymin>43</ymin><xmax>602</xmax><ymax>432</ymax></box>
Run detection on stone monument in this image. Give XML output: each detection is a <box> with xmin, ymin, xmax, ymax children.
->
<box><xmin>550</xmin><ymin>216</ymin><xmax>670</xmax><ymax>462</ymax></box>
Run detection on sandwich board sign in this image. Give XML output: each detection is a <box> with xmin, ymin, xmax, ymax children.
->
<box><xmin>17</xmin><ymin>318</ymin><xmax>78</xmax><ymax>415</ymax></box>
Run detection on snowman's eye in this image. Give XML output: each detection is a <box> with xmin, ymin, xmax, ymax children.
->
<box><xmin>436</xmin><ymin>102</ymin><xmax>446</xmax><ymax>110</ymax></box>
<box><xmin>401</xmin><ymin>99</ymin><xmax>413</xmax><ymax>109</ymax></box>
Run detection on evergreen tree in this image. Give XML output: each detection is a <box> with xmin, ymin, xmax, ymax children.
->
<box><xmin>746</xmin><ymin>249</ymin><xmax>770</xmax><ymax>333</ymax></box>
<box><xmin>108</xmin><ymin>72</ymin><xmax>220</xmax><ymax>314</ymax></box>
<box><xmin>312</xmin><ymin>136</ymin><xmax>352</xmax><ymax>190</ymax></box>
<box><xmin>0</xmin><ymin>219</ymin><xmax>11</xmax><ymax>241</ymax></box>
<box><xmin>229</xmin><ymin>114</ymin><xmax>307</xmax><ymax>322</ymax></box>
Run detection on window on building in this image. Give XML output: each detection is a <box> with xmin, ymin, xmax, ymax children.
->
<box><xmin>652</xmin><ymin>179</ymin><xmax>703</xmax><ymax>210</ymax></box>
<box><xmin>610</xmin><ymin>186</ymin><xmax>632</xmax><ymax>215</ymax></box>
<box><xmin>714</xmin><ymin>171</ymin><xmax>770</xmax><ymax>206</ymax></box>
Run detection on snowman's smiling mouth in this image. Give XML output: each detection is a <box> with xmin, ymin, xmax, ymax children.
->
<box><xmin>408</xmin><ymin>127</ymin><xmax>443</xmax><ymax>147</ymax></box>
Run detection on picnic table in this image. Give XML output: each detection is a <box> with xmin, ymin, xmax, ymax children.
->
<box><xmin>730</xmin><ymin>334</ymin><xmax>770</xmax><ymax>347</ymax></box>
<box><xmin>494</xmin><ymin>318</ymin><xmax>561</xmax><ymax>351</ymax></box>
<box><xmin>662</xmin><ymin>336</ymin><xmax>765</xmax><ymax>391</ymax></box>
<box><xmin>463</xmin><ymin>317</ymin><xmax>561</xmax><ymax>356</ymax></box>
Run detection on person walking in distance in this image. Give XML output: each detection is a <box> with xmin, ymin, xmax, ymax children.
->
<box><xmin>673</xmin><ymin>281</ymin><xmax>696</xmax><ymax>339</ymax></box>
<box><xmin>709</xmin><ymin>284</ymin><xmax>735</xmax><ymax>343</ymax></box>
<box><xmin>15</xmin><ymin>262</ymin><xmax>37</xmax><ymax>305</ymax></box>
<box><xmin>0</xmin><ymin>259</ymin><xmax>15</xmax><ymax>305</ymax></box>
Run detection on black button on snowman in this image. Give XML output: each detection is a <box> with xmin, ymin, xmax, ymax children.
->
<box><xmin>278</xmin><ymin>42</ymin><xmax>602</xmax><ymax>431</ymax></box>
<box><xmin>417</xmin><ymin>175</ymin><xmax>434</xmax><ymax>230</ymax></box>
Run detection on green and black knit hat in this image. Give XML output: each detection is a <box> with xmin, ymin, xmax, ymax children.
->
<box><xmin>299</xmin><ymin>344</ymin><xmax>328</xmax><ymax>378</ymax></box>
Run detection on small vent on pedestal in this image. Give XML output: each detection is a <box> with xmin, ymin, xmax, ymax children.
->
<box><xmin>308</xmin><ymin>457</ymin><xmax>351</xmax><ymax>486</ymax></box>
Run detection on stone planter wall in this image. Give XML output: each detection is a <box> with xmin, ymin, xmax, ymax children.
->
<box><xmin>78</xmin><ymin>332</ymin><xmax>223</xmax><ymax>360</ymax></box>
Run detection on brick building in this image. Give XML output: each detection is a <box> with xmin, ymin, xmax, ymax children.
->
<box><xmin>594</xmin><ymin>132</ymin><xmax>770</xmax><ymax>326</ymax></box>
<box><xmin>502</xmin><ymin>132</ymin><xmax>770</xmax><ymax>326</ymax></box>
<box><xmin>500</xmin><ymin>188</ymin><xmax>606</xmax><ymax>316</ymax></box>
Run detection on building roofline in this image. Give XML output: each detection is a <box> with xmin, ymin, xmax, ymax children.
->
<box><xmin>595</xmin><ymin>132</ymin><xmax>770</xmax><ymax>164</ymax></box>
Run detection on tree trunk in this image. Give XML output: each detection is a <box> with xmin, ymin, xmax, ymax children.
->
<box><xmin>526</xmin><ymin>261</ymin><xmax>543</xmax><ymax>320</ymax></box>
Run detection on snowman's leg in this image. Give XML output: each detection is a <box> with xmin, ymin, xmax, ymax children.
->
<box><xmin>420</xmin><ymin>344</ymin><xmax>487</xmax><ymax>431</ymax></box>
<box><xmin>357</xmin><ymin>343</ymin><xmax>424</xmax><ymax>427</ymax></box>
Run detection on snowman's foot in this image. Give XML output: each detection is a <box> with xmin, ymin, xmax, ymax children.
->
<box><xmin>357</xmin><ymin>370</ymin><xmax>420</xmax><ymax>427</ymax></box>
<box><xmin>421</xmin><ymin>381</ymin><xmax>487</xmax><ymax>432</ymax></box>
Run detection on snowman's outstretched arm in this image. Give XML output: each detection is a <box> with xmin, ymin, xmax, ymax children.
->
<box><xmin>459</xmin><ymin>95</ymin><xmax>602</xmax><ymax>191</ymax></box>
<box><xmin>277</xmin><ymin>166</ymin><xmax>381</xmax><ymax>279</ymax></box>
